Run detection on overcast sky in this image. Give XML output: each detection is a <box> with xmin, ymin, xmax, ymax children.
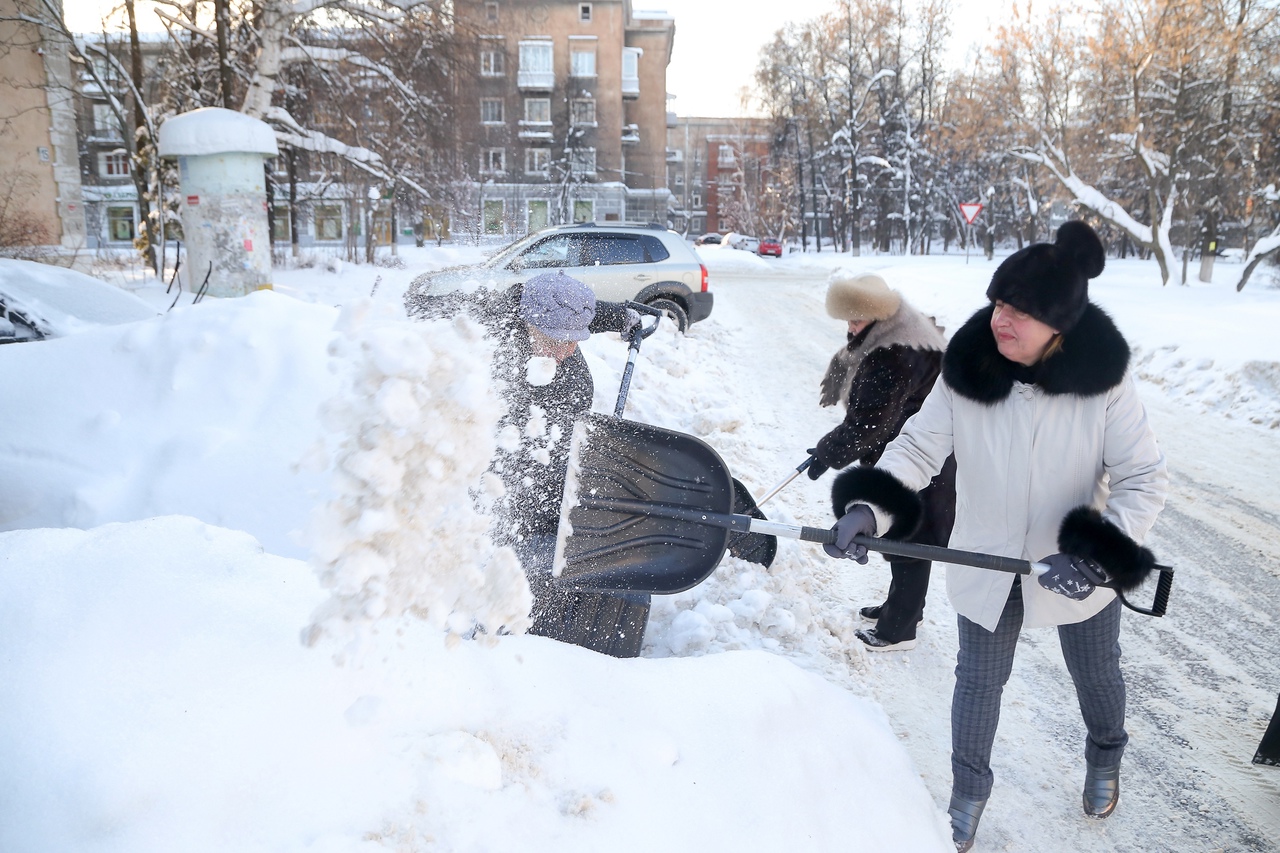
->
<box><xmin>61</xmin><ymin>0</ymin><xmax>1004</xmax><ymax>119</ymax></box>
<box><xmin>653</xmin><ymin>0</ymin><xmax>1003</xmax><ymax>116</ymax></box>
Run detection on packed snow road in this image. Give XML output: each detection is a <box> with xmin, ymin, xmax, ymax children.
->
<box><xmin>687</xmin><ymin>266</ymin><xmax>1280</xmax><ymax>852</ymax></box>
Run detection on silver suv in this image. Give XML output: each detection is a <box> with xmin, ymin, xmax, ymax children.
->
<box><xmin>405</xmin><ymin>223</ymin><xmax>713</xmax><ymax>330</ymax></box>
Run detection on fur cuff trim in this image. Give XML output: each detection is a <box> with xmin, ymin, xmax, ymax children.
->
<box><xmin>1058</xmin><ymin>506</ymin><xmax>1156</xmax><ymax>592</ymax></box>
<box><xmin>830</xmin><ymin>467</ymin><xmax>922</xmax><ymax>540</ymax></box>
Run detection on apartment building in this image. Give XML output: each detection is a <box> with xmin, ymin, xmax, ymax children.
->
<box><xmin>454</xmin><ymin>0</ymin><xmax>675</xmax><ymax>237</ymax></box>
<box><xmin>0</xmin><ymin>0</ymin><xmax>86</xmax><ymax>257</ymax></box>
<box><xmin>71</xmin><ymin>34</ymin><xmax>171</xmax><ymax>250</ymax></box>
<box><xmin>666</xmin><ymin>116</ymin><xmax>775</xmax><ymax>238</ymax></box>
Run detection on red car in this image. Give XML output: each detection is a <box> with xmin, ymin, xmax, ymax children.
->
<box><xmin>758</xmin><ymin>238</ymin><xmax>783</xmax><ymax>257</ymax></box>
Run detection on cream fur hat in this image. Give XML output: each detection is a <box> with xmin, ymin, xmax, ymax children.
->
<box><xmin>825</xmin><ymin>272</ymin><xmax>901</xmax><ymax>322</ymax></box>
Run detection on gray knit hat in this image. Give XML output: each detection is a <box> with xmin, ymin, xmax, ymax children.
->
<box><xmin>825</xmin><ymin>272</ymin><xmax>901</xmax><ymax>322</ymax></box>
<box><xmin>520</xmin><ymin>271</ymin><xmax>596</xmax><ymax>341</ymax></box>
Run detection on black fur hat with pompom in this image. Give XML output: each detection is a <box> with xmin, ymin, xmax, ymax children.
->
<box><xmin>985</xmin><ymin>220</ymin><xmax>1106</xmax><ymax>333</ymax></box>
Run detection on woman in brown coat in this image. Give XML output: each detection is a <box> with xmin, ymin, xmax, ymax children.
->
<box><xmin>807</xmin><ymin>272</ymin><xmax>956</xmax><ymax>651</ymax></box>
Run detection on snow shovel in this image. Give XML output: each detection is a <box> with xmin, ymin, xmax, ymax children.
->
<box><xmin>553</xmin><ymin>414</ymin><xmax>1034</xmax><ymax>593</ymax></box>
<box><xmin>553</xmin><ymin>414</ymin><xmax>1175</xmax><ymax>618</ymax></box>
<box><xmin>613</xmin><ymin>302</ymin><xmax>777</xmax><ymax>568</ymax></box>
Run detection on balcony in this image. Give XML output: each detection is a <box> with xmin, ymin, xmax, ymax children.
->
<box><xmin>517</xmin><ymin>70</ymin><xmax>554</xmax><ymax>91</ymax></box>
<box><xmin>518</xmin><ymin>121</ymin><xmax>554</xmax><ymax>141</ymax></box>
<box><xmin>622</xmin><ymin>124</ymin><xmax>640</xmax><ymax>145</ymax></box>
<box><xmin>621</xmin><ymin>75</ymin><xmax>640</xmax><ymax>99</ymax></box>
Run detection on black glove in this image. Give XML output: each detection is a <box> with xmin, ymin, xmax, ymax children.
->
<box><xmin>805</xmin><ymin>449</ymin><xmax>829</xmax><ymax>481</ymax></box>
<box><xmin>622</xmin><ymin>308</ymin><xmax>642</xmax><ymax>339</ymax></box>
<box><xmin>823</xmin><ymin>504</ymin><xmax>876</xmax><ymax>563</ymax></box>
<box><xmin>1037</xmin><ymin>553</ymin><xmax>1109</xmax><ymax>600</ymax></box>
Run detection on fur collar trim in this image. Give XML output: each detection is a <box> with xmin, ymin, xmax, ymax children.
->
<box><xmin>942</xmin><ymin>303</ymin><xmax>1130</xmax><ymax>404</ymax></box>
<box><xmin>820</xmin><ymin>302</ymin><xmax>946</xmax><ymax>408</ymax></box>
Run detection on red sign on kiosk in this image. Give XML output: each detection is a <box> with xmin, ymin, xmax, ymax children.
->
<box><xmin>959</xmin><ymin>203</ymin><xmax>984</xmax><ymax>224</ymax></box>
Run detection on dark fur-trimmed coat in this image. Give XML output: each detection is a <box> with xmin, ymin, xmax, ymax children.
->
<box><xmin>831</xmin><ymin>302</ymin><xmax>1168</xmax><ymax>630</ymax></box>
<box><xmin>406</xmin><ymin>285</ymin><xmax>629</xmax><ymax>541</ymax></box>
<box><xmin>815</xmin><ymin>301</ymin><xmax>947</xmax><ymax>469</ymax></box>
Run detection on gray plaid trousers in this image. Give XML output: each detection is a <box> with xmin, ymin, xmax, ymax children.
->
<box><xmin>951</xmin><ymin>581</ymin><xmax>1127</xmax><ymax>800</ymax></box>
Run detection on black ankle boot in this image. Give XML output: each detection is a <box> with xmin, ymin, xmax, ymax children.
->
<box><xmin>947</xmin><ymin>794</ymin><xmax>987</xmax><ymax>852</ymax></box>
<box><xmin>1083</xmin><ymin>762</ymin><xmax>1120</xmax><ymax>818</ymax></box>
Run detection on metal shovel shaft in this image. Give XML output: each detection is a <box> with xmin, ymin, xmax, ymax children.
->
<box><xmin>578</xmin><ymin>496</ymin><xmax>1034</xmax><ymax>575</ymax></box>
<box><xmin>754</xmin><ymin>456</ymin><xmax>815</xmax><ymax>508</ymax></box>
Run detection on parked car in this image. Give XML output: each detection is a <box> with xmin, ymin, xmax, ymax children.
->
<box><xmin>758</xmin><ymin>238</ymin><xmax>783</xmax><ymax>258</ymax></box>
<box><xmin>721</xmin><ymin>232</ymin><xmax>760</xmax><ymax>253</ymax></box>
<box><xmin>406</xmin><ymin>223</ymin><xmax>713</xmax><ymax>331</ymax></box>
<box><xmin>0</xmin><ymin>259</ymin><xmax>158</xmax><ymax>344</ymax></box>
<box><xmin>694</xmin><ymin>233</ymin><xmax>722</xmax><ymax>246</ymax></box>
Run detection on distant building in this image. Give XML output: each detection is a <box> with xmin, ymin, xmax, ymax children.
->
<box><xmin>666</xmin><ymin>116</ymin><xmax>775</xmax><ymax>238</ymax></box>
<box><xmin>452</xmin><ymin>0</ymin><xmax>675</xmax><ymax>237</ymax></box>
<box><xmin>70</xmin><ymin>32</ymin><xmax>169</xmax><ymax>251</ymax></box>
<box><xmin>0</xmin><ymin>0</ymin><xmax>86</xmax><ymax>257</ymax></box>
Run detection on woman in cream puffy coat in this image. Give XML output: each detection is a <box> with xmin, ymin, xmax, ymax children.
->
<box><xmin>826</xmin><ymin>221</ymin><xmax>1168</xmax><ymax>851</ymax></box>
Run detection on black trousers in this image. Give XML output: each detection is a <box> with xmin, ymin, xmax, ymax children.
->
<box><xmin>874</xmin><ymin>455</ymin><xmax>957</xmax><ymax>643</ymax></box>
<box><xmin>516</xmin><ymin>535</ymin><xmax>651</xmax><ymax>658</ymax></box>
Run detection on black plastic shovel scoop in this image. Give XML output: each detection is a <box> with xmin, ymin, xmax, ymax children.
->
<box><xmin>556</xmin><ymin>415</ymin><xmax>1033</xmax><ymax>594</ymax></box>
<box><xmin>552</xmin><ymin>413</ymin><xmax>737</xmax><ymax>593</ymax></box>
<box><xmin>553</xmin><ymin>415</ymin><xmax>1175</xmax><ymax>617</ymax></box>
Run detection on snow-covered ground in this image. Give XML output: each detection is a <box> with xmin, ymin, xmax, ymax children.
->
<box><xmin>2</xmin><ymin>242</ymin><xmax>1278</xmax><ymax>851</ymax></box>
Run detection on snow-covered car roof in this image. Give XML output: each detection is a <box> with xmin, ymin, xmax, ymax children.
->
<box><xmin>0</xmin><ymin>259</ymin><xmax>158</xmax><ymax>342</ymax></box>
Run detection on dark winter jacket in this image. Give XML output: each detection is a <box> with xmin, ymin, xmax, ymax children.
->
<box><xmin>405</xmin><ymin>284</ymin><xmax>630</xmax><ymax>541</ymax></box>
<box><xmin>815</xmin><ymin>301</ymin><xmax>948</xmax><ymax>470</ymax></box>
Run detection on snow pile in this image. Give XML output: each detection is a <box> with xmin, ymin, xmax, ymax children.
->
<box><xmin>305</xmin><ymin>300</ymin><xmax>531</xmax><ymax>648</ymax></box>
<box><xmin>1133</xmin><ymin>346</ymin><xmax>1280</xmax><ymax>428</ymax></box>
<box><xmin>156</xmin><ymin>106</ymin><xmax>278</xmax><ymax>157</ymax></box>
<box><xmin>695</xmin><ymin>243</ymin><xmax>774</xmax><ymax>273</ymax></box>
<box><xmin>0</xmin><ymin>258</ymin><xmax>158</xmax><ymax>333</ymax></box>
<box><xmin>0</xmin><ymin>291</ymin><xmax>339</xmax><ymax>556</ymax></box>
<box><xmin>0</xmin><ymin>519</ymin><xmax>412</xmax><ymax>852</ymax></box>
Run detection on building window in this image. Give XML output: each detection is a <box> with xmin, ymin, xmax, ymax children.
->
<box><xmin>314</xmin><ymin>204</ymin><xmax>343</xmax><ymax>240</ymax></box>
<box><xmin>579</xmin><ymin>3</ymin><xmax>591</xmax><ymax>22</ymax></box>
<box><xmin>483</xmin><ymin>199</ymin><xmax>505</xmax><ymax>234</ymax></box>
<box><xmin>485</xmin><ymin>2</ymin><xmax>498</xmax><ymax>22</ymax></box>
<box><xmin>106</xmin><ymin>206</ymin><xmax>135</xmax><ymax>241</ymax></box>
<box><xmin>98</xmin><ymin>151</ymin><xmax>130</xmax><ymax>177</ymax></box>
<box><xmin>692</xmin><ymin>193</ymin><xmax>701</xmax><ymax>207</ymax></box>
<box><xmin>570</xmin><ymin>98</ymin><xmax>595</xmax><ymax>126</ymax></box>
<box><xmin>272</xmin><ymin>205</ymin><xmax>291</xmax><ymax>242</ymax></box>
<box><xmin>571</xmin><ymin>48</ymin><xmax>596</xmax><ymax>77</ymax></box>
<box><xmin>568</xmin><ymin>147</ymin><xmax>595</xmax><ymax>176</ymax></box>
<box><xmin>573</xmin><ymin>199</ymin><xmax>594</xmax><ymax>223</ymax></box>
<box><xmin>519</xmin><ymin>41</ymin><xmax>553</xmax><ymax>75</ymax></box>
<box><xmin>524</xmin><ymin>98</ymin><xmax>551</xmax><ymax>124</ymax></box>
<box><xmin>92</xmin><ymin>103</ymin><xmax>122</xmax><ymax>138</ymax></box>
<box><xmin>525</xmin><ymin>148</ymin><xmax>550</xmax><ymax>175</ymax></box>
<box><xmin>482</xmin><ymin>148</ymin><xmax>505</xmax><ymax>174</ymax></box>
<box><xmin>480</xmin><ymin>49</ymin><xmax>504</xmax><ymax>76</ymax></box>
<box><xmin>481</xmin><ymin>98</ymin><xmax>504</xmax><ymax>124</ymax></box>
<box><xmin>527</xmin><ymin>199</ymin><xmax>549</xmax><ymax>231</ymax></box>
<box><xmin>621</xmin><ymin>46</ymin><xmax>642</xmax><ymax>96</ymax></box>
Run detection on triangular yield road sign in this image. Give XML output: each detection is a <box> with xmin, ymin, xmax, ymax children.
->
<box><xmin>959</xmin><ymin>203</ymin><xmax>984</xmax><ymax>225</ymax></box>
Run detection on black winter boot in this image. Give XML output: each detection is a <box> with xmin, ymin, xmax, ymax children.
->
<box><xmin>947</xmin><ymin>794</ymin><xmax>987</xmax><ymax>852</ymax></box>
<box><xmin>1083</xmin><ymin>762</ymin><xmax>1120</xmax><ymax>818</ymax></box>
